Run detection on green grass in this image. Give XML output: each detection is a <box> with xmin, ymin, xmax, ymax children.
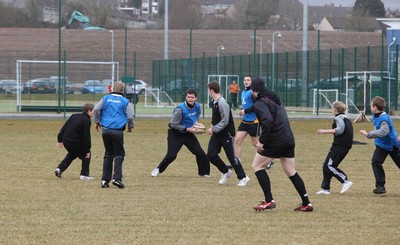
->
<box><xmin>0</xmin><ymin>118</ymin><xmax>399</xmax><ymax>244</ymax></box>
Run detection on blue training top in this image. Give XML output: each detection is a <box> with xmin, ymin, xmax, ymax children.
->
<box><xmin>241</xmin><ymin>89</ymin><xmax>258</xmax><ymax>123</ymax></box>
<box><xmin>373</xmin><ymin>112</ymin><xmax>400</xmax><ymax>151</ymax></box>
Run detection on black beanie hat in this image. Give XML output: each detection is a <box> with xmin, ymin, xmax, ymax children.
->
<box><xmin>251</xmin><ymin>78</ymin><xmax>266</xmax><ymax>92</ymax></box>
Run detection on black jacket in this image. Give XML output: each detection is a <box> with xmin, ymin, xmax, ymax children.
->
<box><xmin>57</xmin><ymin>112</ymin><xmax>92</xmax><ymax>153</ymax></box>
<box><xmin>253</xmin><ymin>89</ymin><xmax>295</xmax><ymax>148</ymax></box>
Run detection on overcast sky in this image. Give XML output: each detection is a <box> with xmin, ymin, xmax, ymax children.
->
<box><xmin>299</xmin><ymin>0</ymin><xmax>399</xmax><ymax>9</ymax></box>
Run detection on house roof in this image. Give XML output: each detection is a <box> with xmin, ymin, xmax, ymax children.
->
<box><xmin>321</xmin><ymin>16</ymin><xmax>384</xmax><ymax>32</ymax></box>
<box><xmin>308</xmin><ymin>5</ymin><xmax>352</xmax><ymax>24</ymax></box>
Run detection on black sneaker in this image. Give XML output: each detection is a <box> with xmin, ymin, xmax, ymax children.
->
<box><xmin>112</xmin><ymin>179</ymin><xmax>125</xmax><ymax>189</ymax></box>
<box><xmin>101</xmin><ymin>180</ymin><xmax>109</xmax><ymax>188</ymax></box>
<box><xmin>54</xmin><ymin>168</ymin><xmax>62</xmax><ymax>178</ymax></box>
<box><xmin>373</xmin><ymin>186</ymin><xmax>386</xmax><ymax>194</ymax></box>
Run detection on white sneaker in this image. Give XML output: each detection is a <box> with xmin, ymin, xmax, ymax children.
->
<box><xmin>199</xmin><ymin>174</ymin><xmax>211</xmax><ymax>178</ymax></box>
<box><xmin>218</xmin><ymin>169</ymin><xmax>232</xmax><ymax>185</ymax></box>
<box><xmin>340</xmin><ymin>181</ymin><xmax>353</xmax><ymax>193</ymax></box>
<box><xmin>266</xmin><ymin>161</ymin><xmax>274</xmax><ymax>170</ymax></box>
<box><xmin>80</xmin><ymin>175</ymin><xmax>94</xmax><ymax>180</ymax></box>
<box><xmin>151</xmin><ymin>168</ymin><xmax>160</xmax><ymax>177</ymax></box>
<box><xmin>237</xmin><ymin>175</ymin><xmax>250</xmax><ymax>187</ymax></box>
<box><xmin>316</xmin><ymin>189</ymin><xmax>331</xmax><ymax>195</ymax></box>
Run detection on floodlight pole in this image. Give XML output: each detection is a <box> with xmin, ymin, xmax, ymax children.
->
<box><xmin>110</xmin><ymin>30</ymin><xmax>115</xmax><ymax>86</ymax></box>
<box><xmin>217</xmin><ymin>45</ymin><xmax>224</xmax><ymax>75</ymax></box>
<box><xmin>272</xmin><ymin>31</ymin><xmax>281</xmax><ymax>91</ymax></box>
<box><xmin>251</xmin><ymin>36</ymin><xmax>262</xmax><ymax>76</ymax></box>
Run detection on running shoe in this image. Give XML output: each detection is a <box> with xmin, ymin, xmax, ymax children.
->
<box><xmin>294</xmin><ymin>203</ymin><xmax>314</xmax><ymax>212</ymax></box>
<box><xmin>253</xmin><ymin>200</ymin><xmax>276</xmax><ymax>211</ymax></box>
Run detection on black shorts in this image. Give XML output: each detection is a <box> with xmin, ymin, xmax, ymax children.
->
<box><xmin>258</xmin><ymin>145</ymin><xmax>295</xmax><ymax>158</ymax></box>
<box><xmin>238</xmin><ymin>122</ymin><xmax>259</xmax><ymax>137</ymax></box>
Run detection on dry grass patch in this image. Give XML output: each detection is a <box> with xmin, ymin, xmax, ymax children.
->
<box><xmin>0</xmin><ymin>118</ymin><xmax>399</xmax><ymax>244</ymax></box>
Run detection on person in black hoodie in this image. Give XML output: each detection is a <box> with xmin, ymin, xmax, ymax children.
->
<box><xmin>250</xmin><ymin>78</ymin><xmax>313</xmax><ymax>212</ymax></box>
<box><xmin>206</xmin><ymin>81</ymin><xmax>250</xmax><ymax>187</ymax></box>
<box><xmin>316</xmin><ymin>101</ymin><xmax>353</xmax><ymax>195</ymax></box>
<box><xmin>55</xmin><ymin>103</ymin><xmax>94</xmax><ymax>180</ymax></box>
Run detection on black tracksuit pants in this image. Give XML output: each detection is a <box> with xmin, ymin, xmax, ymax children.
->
<box><xmin>57</xmin><ymin>140</ymin><xmax>90</xmax><ymax>176</ymax></box>
<box><xmin>207</xmin><ymin>134</ymin><xmax>246</xmax><ymax>180</ymax></box>
<box><xmin>157</xmin><ymin>129</ymin><xmax>210</xmax><ymax>176</ymax></box>
<box><xmin>320</xmin><ymin>145</ymin><xmax>350</xmax><ymax>190</ymax></box>
<box><xmin>101</xmin><ymin>129</ymin><xmax>125</xmax><ymax>182</ymax></box>
<box><xmin>371</xmin><ymin>146</ymin><xmax>400</xmax><ymax>187</ymax></box>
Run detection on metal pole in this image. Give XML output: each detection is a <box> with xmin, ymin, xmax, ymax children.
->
<box><xmin>217</xmin><ymin>45</ymin><xmax>224</xmax><ymax>75</ymax></box>
<box><xmin>301</xmin><ymin>0</ymin><xmax>308</xmax><ymax>106</ymax></box>
<box><xmin>272</xmin><ymin>31</ymin><xmax>281</xmax><ymax>91</ymax></box>
<box><xmin>388</xmin><ymin>37</ymin><xmax>396</xmax><ymax>110</ymax></box>
<box><xmin>110</xmin><ymin>30</ymin><xmax>114</xmax><ymax>85</ymax></box>
<box><xmin>251</xmin><ymin>36</ymin><xmax>262</xmax><ymax>76</ymax></box>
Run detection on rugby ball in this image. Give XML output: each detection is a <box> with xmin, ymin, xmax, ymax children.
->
<box><xmin>193</xmin><ymin>123</ymin><xmax>206</xmax><ymax>135</ymax></box>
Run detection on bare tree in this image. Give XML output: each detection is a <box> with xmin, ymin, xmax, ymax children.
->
<box><xmin>352</xmin><ymin>0</ymin><xmax>385</xmax><ymax>17</ymax></box>
<box><xmin>168</xmin><ymin>0</ymin><xmax>204</xmax><ymax>29</ymax></box>
<box><xmin>233</xmin><ymin>0</ymin><xmax>279</xmax><ymax>29</ymax></box>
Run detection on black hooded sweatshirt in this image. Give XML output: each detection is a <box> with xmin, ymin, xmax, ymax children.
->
<box><xmin>253</xmin><ymin>89</ymin><xmax>295</xmax><ymax>149</ymax></box>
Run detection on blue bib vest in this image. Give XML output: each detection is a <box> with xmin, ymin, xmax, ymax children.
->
<box><xmin>177</xmin><ymin>102</ymin><xmax>201</xmax><ymax>129</ymax></box>
<box><xmin>373</xmin><ymin>112</ymin><xmax>400</xmax><ymax>151</ymax></box>
<box><xmin>100</xmin><ymin>94</ymin><xmax>129</xmax><ymax>129</ymax></box>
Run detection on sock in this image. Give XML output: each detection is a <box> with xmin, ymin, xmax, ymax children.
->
<box><xmin>289</xmin><ymin>172</ymin><xmax>310</xmax><ymax>206</ymax></box>
<box><xmin>255</xmin><ymin>170</ymin><xmax>273</xmax><ymax>202</ymax></box>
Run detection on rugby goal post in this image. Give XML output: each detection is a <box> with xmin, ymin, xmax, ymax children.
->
<box><xmin>207</xmin><ymin>75</ymin><xmax>240</xmax><ymax>106</ymax></box>
<box><xmin>16</xmin><ymin>60</ymin><xmax>119</xmax><ymax>111</ymax></box>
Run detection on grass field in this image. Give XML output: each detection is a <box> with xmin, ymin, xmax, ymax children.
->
<box><xmin>1</xmin><ymin>118</ymin><xmax>399</xmax><ymax>244</ymax></box>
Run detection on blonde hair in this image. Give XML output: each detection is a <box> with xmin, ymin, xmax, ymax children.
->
<box><xmin>113</xmin><ymin>81</ymin><xmax>125</xmax><ymax>93</ymax></box>
<box><xmin>332</xmin><ymin>101</ymin><xmax>347</xmax><ymax>114</ymax></box>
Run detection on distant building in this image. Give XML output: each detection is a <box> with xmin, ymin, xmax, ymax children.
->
<box><xmin>319</xmin><ymin>16</ymin><xmax>383</xmax><ymax>32</ymax></box>
<box><xmin>309</xmin><ymin>4</ymin><xmax>352</xmax><ymax>30</ymax></box>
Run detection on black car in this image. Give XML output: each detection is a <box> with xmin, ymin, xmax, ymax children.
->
<box><xmin>23</xmin><ymin>78</ymin><xmax>56</xmax><ymax>94</ymax></box>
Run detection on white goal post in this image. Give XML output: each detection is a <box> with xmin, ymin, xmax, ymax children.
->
<box><xmin>345</xmin><ymin>71</ymin><xmax>390</xmax><ymax>114</ymax></box>
<box><xmin>16</xmin><ymin>60</ymin><xmax>119</xmax><ymax>111</ymax></box>
<box><xmin>312</xmin><ymin>89</ymin><xmax>338</xmax><ymax>114</ymax></box>
<box><xmin>144</xmin><ymin>88</ymin><xmax>176</xmax><ymax>108</ymax></box>
<box><xmin>207</xmin><ymin>74</ymin><xmax>240</xmax><ymax>106</ymax></box>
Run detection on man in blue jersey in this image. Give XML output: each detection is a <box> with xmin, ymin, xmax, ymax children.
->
<box><xmin>94</xmin><ymin>81</ymin><xmax>135</xmax><ymax>189</ymax></box>
<box><xmin>235</xmin><ymin>75</ymin><xmax>273</xmax><ymax>170</ymax></box>
<box><xmin>151</xmin><ymin>89</ymin><xmax>210</xmax><ymax>177</ymax></box>
<box><xmin>236</xmin><ymin>75</ymin><xmax>259</xmax><ymax>159</ymax></box>
<box><xmin>360</xmin><ymin>96</ymin><xmax>400</xmax><ymax>194</ymax></box>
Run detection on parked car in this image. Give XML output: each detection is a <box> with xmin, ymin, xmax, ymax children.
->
<box><xmin>81</xmin><ymin>80</ymin><xmax>103</xmax><ymax>94</ymax></box>
<box><xmin>23</xmin><ymin>78</ymin><xmax>55</xmax><ymax>94</ymax></box>
<box><xmin>131</xmin><ymin>79</ymin><xmax>148</xmax><ymax>95</ymax></box>
<box><xmin>0</xmin><ymin>80</ymin><xmax>22</xmax><ymax>94</ymax></box>
<box><xmin>50</xmin><ymin>76</ymin><xmax>74</xmax><ymax>94</ymax></box>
